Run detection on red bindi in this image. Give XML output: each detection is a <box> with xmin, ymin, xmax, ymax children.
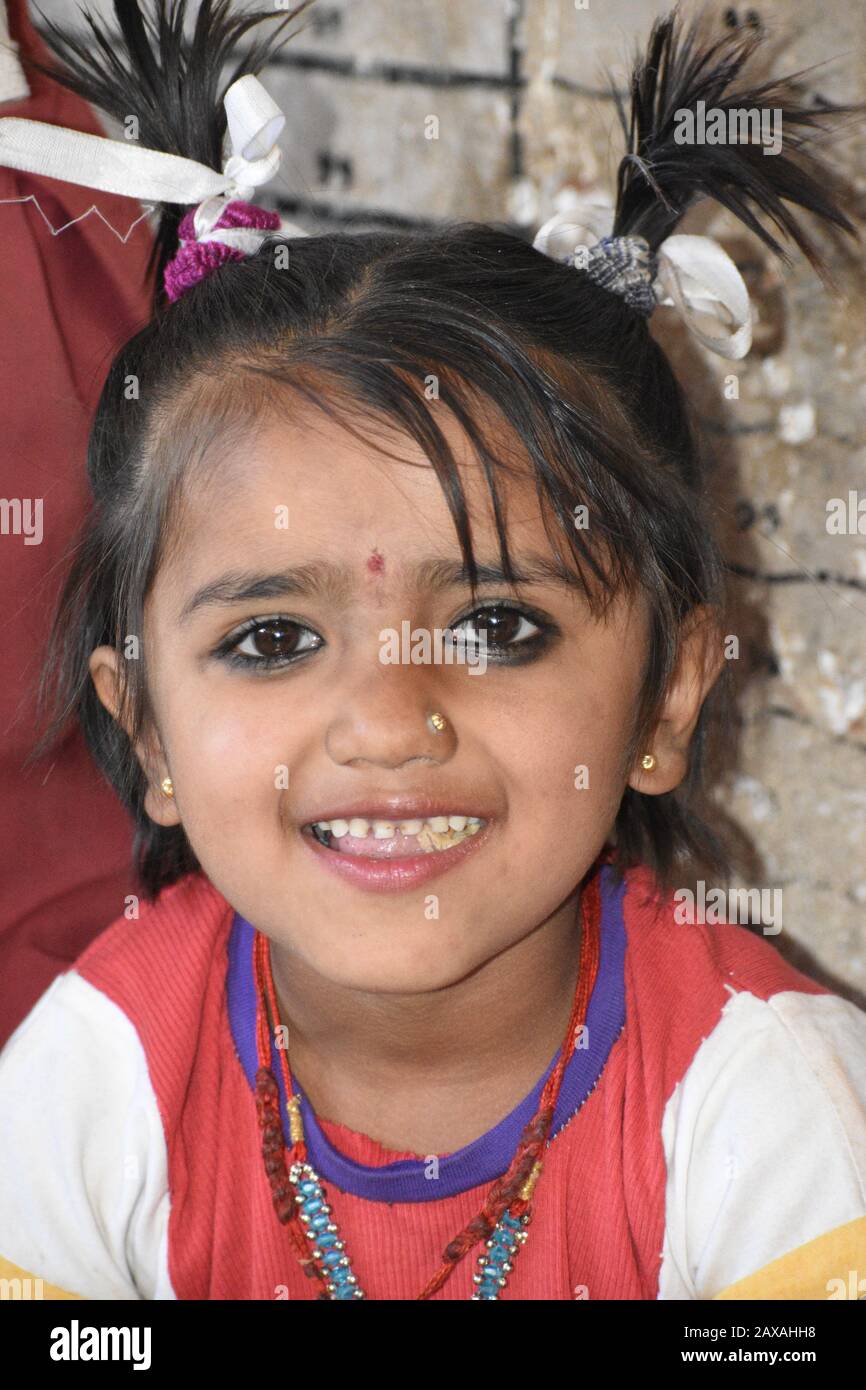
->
<box><xmin>366</xmin><ymin>549</ymin><xmax>385</xmax><ymax>576</ymax></box>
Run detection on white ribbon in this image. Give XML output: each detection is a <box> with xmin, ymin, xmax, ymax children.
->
<box><xmin>653</xmin><ymin>234</ymin><xmax>752</xmax><ymax>359</ymax></box>
<box><xmin>0</xmin><ymin>71</ymin><xmax>308</xmax><ymax>246</ymax></box>
<box><xmin>533</xmin><ymin>189</ymin><xmax>616</xmax><ymax>258</ymax></box>
<box><xmin>533</xmin><ymin>191</ymin><xmax>753</xmax><ymax>360</ymax></box>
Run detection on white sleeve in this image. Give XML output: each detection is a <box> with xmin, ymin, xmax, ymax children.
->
<box><xmin>0</xmin><ymin>969</ymin><xmax>175</xmax><ymax>1300</ymax></box>
<box><xmin>658</xmin><ymin>986</ymin><xmax>866</xmax><ymax>1300</ymax></box>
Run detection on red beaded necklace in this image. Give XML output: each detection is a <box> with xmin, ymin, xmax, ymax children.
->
<box><xmin>253</xmin><ymin>864</ymin><xmax>602</xmax><ymax>1299</ymax></box>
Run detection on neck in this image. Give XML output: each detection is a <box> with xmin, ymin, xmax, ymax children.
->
<box><xmin>267</xmin><ymin>891</ymin><xmax>584</xmax><ymax>1154</ymax></box>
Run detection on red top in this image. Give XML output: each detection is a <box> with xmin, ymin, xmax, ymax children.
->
<box><xmin>69</xmin><ymin>862</ymin><xmax>827</xmax><ymax>1300</ymax></box>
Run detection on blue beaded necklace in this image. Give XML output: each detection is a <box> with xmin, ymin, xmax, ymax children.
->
<box><xmin>286</xmin><ymin>1156</ymin><xmax>531</xmax><ymax>1299</ymax></box>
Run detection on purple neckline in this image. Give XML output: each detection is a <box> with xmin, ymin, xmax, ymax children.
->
<box><xmin>226</xmin><ymin>863</ymin><xmax>626</xmax><ymax>1202</ymax></box>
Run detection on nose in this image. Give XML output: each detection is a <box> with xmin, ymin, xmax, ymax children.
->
<box><xmin>324</xmin><ymin>663</ymin><xmax>455</xmax><ymax>771</ymax></box>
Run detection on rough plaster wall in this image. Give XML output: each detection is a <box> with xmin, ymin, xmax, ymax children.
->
<box><xmin>29</xmin><ymin>0</ymin><xmax>866</xmax><ymax>1001</ymax></box>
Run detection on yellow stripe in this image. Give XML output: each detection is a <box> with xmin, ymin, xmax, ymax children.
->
<box><xmin>0</xmin><ymin>1255</ymin><xmax>84</xmax><ymax>1300</ymax></box>
<box><xmin>712</xmin><ymin>1215</ymin><xmax>866</xmax><ymax>1300</ymax></box>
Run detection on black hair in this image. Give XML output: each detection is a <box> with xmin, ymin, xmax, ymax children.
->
<box><xmin>26</xmin><ymin>1</ymin><xmax>860</xmax><ymax>899</ymax></box>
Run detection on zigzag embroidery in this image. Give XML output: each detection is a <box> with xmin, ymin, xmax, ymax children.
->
<box><xmin>0</xmin><ymin>193</ymin><xmax>154</xmax><ymax>242</ymax></box>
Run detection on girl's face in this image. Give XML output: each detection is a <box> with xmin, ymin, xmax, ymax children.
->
<box><xmin>95</xmin><ymin>400</ymin><xmax>675</xmax><ymax>993</ymax></box>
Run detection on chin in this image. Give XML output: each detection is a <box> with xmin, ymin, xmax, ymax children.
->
<box><xmin>305</xmin><ymin>936</ymin><xmax>487</xmax><ymax>996</ymax></box>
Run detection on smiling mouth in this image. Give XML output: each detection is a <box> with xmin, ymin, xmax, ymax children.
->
<box><xmin>303</xmin><ymin>815</ymin><xmax>486</xmax><ymax>858</ymax></box>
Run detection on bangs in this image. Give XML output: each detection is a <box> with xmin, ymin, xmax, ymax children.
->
<box><xmin>144</xmin><ymin>305</ymin><xmax>673</xmax><ymax>628</ymax></box>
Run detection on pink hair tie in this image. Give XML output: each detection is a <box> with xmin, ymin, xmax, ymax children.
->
<box><xmin>164</xmin><ymin>197</ymin><xmax>281</xmax><ymax>302</ymax></box>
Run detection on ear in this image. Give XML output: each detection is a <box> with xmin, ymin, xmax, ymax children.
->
<box><xmin>89</xmin><ymin>645</ymin><xmax>181</xmax><ymax>827</ymax></box>
<box><xmin>626</xmin><ymin>606</ymin><xmax>726</xmax><ymax>796</ymax></box>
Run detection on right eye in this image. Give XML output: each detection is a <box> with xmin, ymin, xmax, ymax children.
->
<box><xmin>219</xmin><ymin>616</ymin><xmax>324</xmax><ymax>671</ymax></box>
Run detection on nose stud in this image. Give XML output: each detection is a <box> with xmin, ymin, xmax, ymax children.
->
<box><xmin>428</xmin><ymin>712</ymin><xmax>448</xmax><ymax>733</ymax></box>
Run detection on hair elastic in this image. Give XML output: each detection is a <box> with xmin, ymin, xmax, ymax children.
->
<box><xmin>0</xmin><ymin>72</ymin><xmax>308</xmax><ymax>301</ymax></box>
<box><xmin>532</xmin><ymin>193</ymin><xmax>754</xmax><ymax>359</ymax></box>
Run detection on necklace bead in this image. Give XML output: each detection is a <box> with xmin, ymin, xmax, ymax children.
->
<box><xmin>471</xmin><ymin>1211</ymin><xmax>531</xmax><ymax>1299</ymax></box>
<box><xmin>290</xmin><ymin>1160</ymin><xmax>364</xmax><ymax>1297</ymax></box>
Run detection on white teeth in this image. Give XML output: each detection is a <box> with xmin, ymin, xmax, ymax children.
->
<box><xmin>310</xmin><ymin>813</ymin><xmax>486</xmax><ymax>838</ymax></box>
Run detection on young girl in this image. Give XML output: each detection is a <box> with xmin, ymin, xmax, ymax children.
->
<box><xmin>0</xmin><ymin>1</ymin><xmax>864</xmax><ymax>1301</ymax></box>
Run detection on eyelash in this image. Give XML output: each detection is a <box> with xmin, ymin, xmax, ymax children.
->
<box><xmin>214</xmin><ymin>603</ymin><xmax>558</xmax><ymax>672</ymax></box>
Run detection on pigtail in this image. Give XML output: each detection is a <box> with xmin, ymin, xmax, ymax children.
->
<box><xmin>24</xmin><ymin>0</ymin><xmax>316</xmax><ymax>293</ymax></box>
<box><xmin>611</xmin><ymin>9</ymin><xmax>861</xmax><ymax>273</ymax></box>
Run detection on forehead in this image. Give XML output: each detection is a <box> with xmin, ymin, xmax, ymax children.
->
<box><xmin>156</xmin><ymin>395</ymin><xmax>552</xmax><ymax>591</ymax></box>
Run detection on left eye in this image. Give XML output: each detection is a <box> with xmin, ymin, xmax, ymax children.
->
<box><xmin>450</xmin><ymin>606</ymin><xmax>541</xmax><ymax>648</ymax></box>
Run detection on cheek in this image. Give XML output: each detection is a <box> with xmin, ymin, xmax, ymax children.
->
<box><xmin>501</xmin><ymin>668</ymin><xmax>635</xmax><ymax>828</ymax></box>
<box><xmin>160</xmin><ymin>679</ymin><xmax>284</xmax><ymax>808</ymax></box>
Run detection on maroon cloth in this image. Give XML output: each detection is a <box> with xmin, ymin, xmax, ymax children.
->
<box><xmin>0</xmin><ymin>0</ymin><xmax>154</xmax><ymax>1046</ymax></box>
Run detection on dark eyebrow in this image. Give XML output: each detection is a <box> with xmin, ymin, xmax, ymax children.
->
<box><xmin>417</xmin><ymin>555</ymin><xmax>584</xmax><ymax>593</ymax></box>
<box><xmin>178</xmin><ymin>563</ymin><xmax>353</xmax><ymax>623</ymax></box>
<box><xmin>177</xmin><ymin>553</ymin><xmax>584</xmax><ymax>624</ymax></box>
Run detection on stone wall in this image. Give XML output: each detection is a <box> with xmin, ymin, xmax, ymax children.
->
<box><xmin>28</xmin><ymin>0</ymin><xmax>866</xmax><ymax>1001</ymax></box>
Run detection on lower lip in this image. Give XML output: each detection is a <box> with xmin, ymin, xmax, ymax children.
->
<box><xmin>299</xmin><ymin>822</ymin><xmax>494</xmax><ymax>893</ymax></box>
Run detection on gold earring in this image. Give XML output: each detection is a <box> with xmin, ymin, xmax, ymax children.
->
<box><xmin>428</xmin><ymin>711</ymin><xmax>448</xmax><ymax>733</ymax></box>
<box><xmin>160</xmin><ymin>776</ymin><xmax>175</xmax><ymax>797</ymax></box>
<box><xmin>641</xmin><ymin>753</ymin><xmax>656</xmax><ymax>772</ymax></box>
